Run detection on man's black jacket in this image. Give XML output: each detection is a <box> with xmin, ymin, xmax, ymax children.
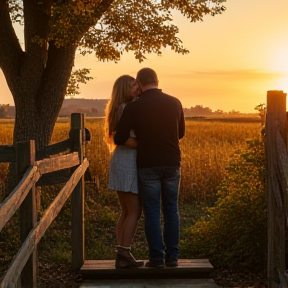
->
<box><xmin>114</xmin><ymin>88</ymin><xmax>185</xmax><ymax>168</ymax></box>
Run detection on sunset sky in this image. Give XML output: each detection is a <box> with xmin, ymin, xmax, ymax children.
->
<box><xmin>1</xmin><ymin>0</ymin><xmax>288</xmax><ymax>113</ymax></box>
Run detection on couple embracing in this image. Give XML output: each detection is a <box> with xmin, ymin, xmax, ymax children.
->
<box><xmin>104</xmin><ymin>68</ymin><xmax>185</xmax><ymax>268</ymax></box>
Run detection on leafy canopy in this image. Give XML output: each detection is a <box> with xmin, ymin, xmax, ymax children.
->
<box><xmin>8</xmin><ymin>0</ymin><xmax>226</xmax><ymax>63</ymax></box>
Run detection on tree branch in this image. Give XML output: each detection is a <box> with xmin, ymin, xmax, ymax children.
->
<box><xmin>0</xmin><ymin>0</ymin><xmax>23</xmax><ymax>96</ymax></box>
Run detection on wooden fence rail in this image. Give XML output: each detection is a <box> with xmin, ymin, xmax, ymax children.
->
<box><xmin>0</xmin><ymin>166</ymin><xmax>40</xmax><ymax>232</ymax></box>
<box><xmin>0</xmin><ymin>113</ymin><xmax>88</xmax><ymax>288</ymax></box>
<box><xmin>1</xmin><ymin>159</ymin><xmax>89</xmax><ymax>288</ymax></box>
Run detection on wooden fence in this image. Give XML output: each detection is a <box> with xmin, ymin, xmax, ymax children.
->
<box><xmin>0</xmin><ymin>113</ymin><xmax>89</xmax><ymax>288</ymax></box>
<box><xmin>266</xmin><ymin>90</ymin><xmax>288</xmax><ymax>288</ymax></box>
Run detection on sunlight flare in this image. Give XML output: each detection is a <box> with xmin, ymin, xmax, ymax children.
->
<box><xmin>274</xmin><ymin>75</ymin><xmax>288</xmax><ymax>94</ymax></box>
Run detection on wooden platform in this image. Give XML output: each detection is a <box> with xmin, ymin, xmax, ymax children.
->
<box><xmin>80</xmin><ymin>259</ymin><xmax>213</xmax><ymax>279</ymax></box>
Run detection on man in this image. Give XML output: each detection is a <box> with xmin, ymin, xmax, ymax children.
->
<box><xmin>114</xmin><ymin>67</ymin><xmax>185</xmax><ymax>268</ymax></box>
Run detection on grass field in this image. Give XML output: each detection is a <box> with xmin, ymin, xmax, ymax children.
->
<box><xmin>0</xmin><ymin>117</ymin><xmax>262</xmax><ymax>203</ymax></box>
<box><xmin>0</xmin><ymin>117</ymin><xmax>263</xmax><ymax>265</ymax></box>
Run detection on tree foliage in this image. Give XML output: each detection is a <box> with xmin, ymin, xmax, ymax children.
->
<box><xmin>66</xmin><ymin>68</ymin><xmax>93</xmax><ymax>98</ymax></box>
<box><xmin>7</xmin><ymin>0</ymin><xmax>226</xmax><ymax>61</ymax></box>
<box><xmin>0</xmin><ymin>0</ymin><xmax>226</xmax><ymax>149</ymax></box>
<box><xmin>254</xmin><ymin>103</ymin><xmax>266</xmax><ymax>125</ymax></box>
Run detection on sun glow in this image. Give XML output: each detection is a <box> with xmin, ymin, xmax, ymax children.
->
<box><xmin>269</xmin><ymin>39</ymin><xmax>288</xmax><ymax>95</ymax></box>
<box><xmin>274</xmin><ymin>75</ymin><xmax>288</xmax><ymax>94</ymax></box>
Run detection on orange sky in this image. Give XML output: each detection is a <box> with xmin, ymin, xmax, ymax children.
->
<box><xmin>1</xmin><ymin>0</ymin><xmax>288</xmax><ymax>113</ymax></box>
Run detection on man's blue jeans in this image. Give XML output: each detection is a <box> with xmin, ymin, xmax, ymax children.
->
<box><xmin>138</xmin><ymin>166</ymin><xmax>181</xmax><ymax>262</ymax></box>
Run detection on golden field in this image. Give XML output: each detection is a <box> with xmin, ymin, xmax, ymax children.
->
<box><xmin>0</xmin><ymin>117</ymin><xmax>264</xmax><ymax>270</ymax></box>
<box><xmin>0</xmin><ymin>117</ymin><xmax>262</xmax><ymax>204</ymax></box>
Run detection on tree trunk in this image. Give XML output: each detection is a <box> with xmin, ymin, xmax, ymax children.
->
<box><xmin>12</xmin><ymin>45</ymin><xmax>77</xmax><ymax>149</ymax></box>
<box><xmin>0</xmin><ymin>1</ymin><xmax>90</xmax><ymax>193</ymax></box>
<box><xmin>5</xmin><ymin>44</ymin><xmax>77</xmax><ymax>194</ymax></box>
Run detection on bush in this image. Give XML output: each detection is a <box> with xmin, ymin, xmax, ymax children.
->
<box><xmin>180</xmin><ymin>138</ymin><xmax>267</xmax><ymax>272</ymax></box>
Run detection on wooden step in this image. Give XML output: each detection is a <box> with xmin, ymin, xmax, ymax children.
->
<box><xmin>80</xmin><ymin>259</ymin><xmax>213</xmax><ymax>279</ymax></box>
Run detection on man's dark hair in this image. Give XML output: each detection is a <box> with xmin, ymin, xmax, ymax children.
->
<box><xmin>136</xmin><ymin>68</ymin><xmax>158</xmax><ymax>85</ymax></box>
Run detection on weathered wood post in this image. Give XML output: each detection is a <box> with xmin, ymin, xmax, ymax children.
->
<box><xmin>70</xmin><ymin>113</ymin><xmax>85</xmax><ymax>271</ymax></box>
<box><xmin>266</xmin><ymin>90</ymin><xmax>287</xmax><ymax>288</ymax></box>
<box><xmin>16</xmin><ymin>140</ymin><xmax>37</xmax><ymax>288</ymax></box>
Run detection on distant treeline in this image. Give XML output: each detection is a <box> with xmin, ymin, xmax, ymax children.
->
<box><xmin>0</xmin><ymin>99</ymin><xmax>109</xmax><ymax>118</ymax></box>
<box><xmin>183</xmin><ymin>105</ymin><xmax>257</xmax><ymax>117</ymax></box>
<box><xmin>0</xmin><ymin>100</ymin><xmax>258</xmax><ymax>119</ymax></box>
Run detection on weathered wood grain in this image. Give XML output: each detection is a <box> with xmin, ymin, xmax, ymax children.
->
<box><xmin>17</xmin><ymin>140</ymin><xmax>37</xmax><ymax>288</ymax></box>
<box><xmin>36</xmin><ymin>158</ymin><xmax>88</xmax><ymax>242</ymax></box>
<box><xmin>80</xmin><ymin>259</ymin><xmax>214</xmax><ymax>279</ymax></box>
<box><xmin>266</xmin><ymin>90</ymin><xmax>287</xmax><ymax>288</ymax></box>
<box><xmin>35</xmin><ymin>152</ymin><xmax>80</xmax><ymax>175</ymax></box>
<box><xmin>276</xmin><ymin>129</ymin><xmax>288</xmax><ymax>219</ymax></box>
<box><xmin>35</xmin><ymin>152</ymin><xmax>80</xmax><ymax>186</ymax></box>
<box><xmin>70</xmin><ymin>113</ymin><xmax>86</xmax><ymax>271</ymax></box>
<box><xmin>1</xmin><ymin>158</ymin><xmax>89</xmax><ymax>288</ymax></box>
<box><xmin>79</xmin><ymin>278</ymin><xmax>219</xmax><ymax>288</ymax></box>
<box><xmin>0</xmin><ymin>166</ymin><xmax>40</xmax><ymax>232</ymax></box>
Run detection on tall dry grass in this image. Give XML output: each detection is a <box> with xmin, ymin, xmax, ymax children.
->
<box><xmin>180</xmin><ymin>121</ymin><xmax>261</xmax><ymax>204</ymax></box>
<box><xmin>0</xmin><ymin>118</ymin><xmax>261</xmax><ymax>205</ymax></box>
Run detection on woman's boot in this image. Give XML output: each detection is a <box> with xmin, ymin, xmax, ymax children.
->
<box><xmin>115</xmin><ymin>246</ymin><xmax>144</xmax><ymax>268</ymax></box>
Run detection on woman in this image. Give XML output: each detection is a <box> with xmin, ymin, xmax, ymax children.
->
<box><xmin>104</xmin><ymin>75</ymin><xmax>143</xmax><ymax>268</ymax></box>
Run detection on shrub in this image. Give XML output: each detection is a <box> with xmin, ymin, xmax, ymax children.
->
<box><xmin>180</xmin><ymin>138</ymin><xmax>267</xmax><ymax>272</ymax></box>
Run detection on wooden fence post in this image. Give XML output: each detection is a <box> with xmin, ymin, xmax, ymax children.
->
<box><xmin>16</xmin><ymin>140</ymin><xmax>37</xmax><ymax>288</ymax></box>
<box><xmin>266</xmin><ymin>90</ymin><xmax>287</xmax><ymax>288</ymax></box>
<box><xmin>70</xmin><ymin>113</ymin><xmax>85</xmax><ymax>271</ymax></box>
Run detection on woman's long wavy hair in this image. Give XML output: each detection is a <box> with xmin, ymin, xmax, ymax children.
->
<box><xmin>104</xmin><ymin>75</ymin><xmax>135</xmax><ymax>152</ymax></box>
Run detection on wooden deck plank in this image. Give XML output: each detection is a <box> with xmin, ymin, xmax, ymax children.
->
<box><xmin>82</xmin><ymin>259</ymin><xmax>212</xmax><ymax>268</ymax></box>
<box><xmin>80</xmin><ymin>278</ymin><xmax>219</xmax><ymax>288</ymax></box>
<box><xmin>80</xmin><ymin>259</ymin><xmax>213</xmax><ymax>280</ymax></box>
